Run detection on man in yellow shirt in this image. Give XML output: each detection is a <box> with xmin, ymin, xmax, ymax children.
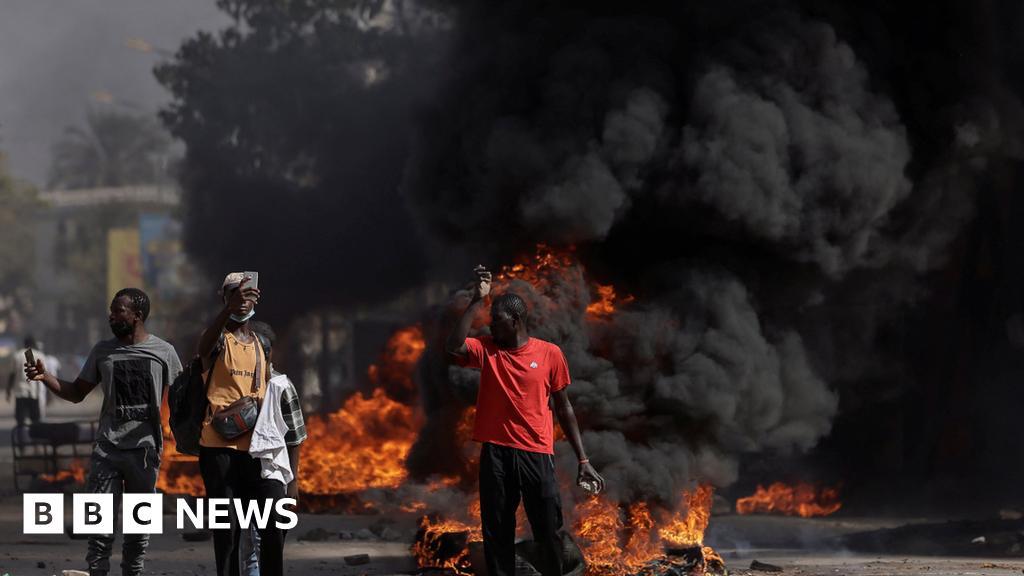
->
<box><xmin>196</xmin><ymin>273</ymin><xmax>285</xmax><ymax>576</ymax></box>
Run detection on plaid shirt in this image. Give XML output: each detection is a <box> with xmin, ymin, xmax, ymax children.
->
<box><xmin>271</xmin><ymin>368</ymin><xmax>307</xmax><ymax>447</ymax></box>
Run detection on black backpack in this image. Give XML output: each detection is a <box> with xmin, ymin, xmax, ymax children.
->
<box><xmin>167</xmin><ymin>331</ymin><xmax>271</xmax><ymax>456</ymax></box>
<box><xmin>167</xmin><ymin>354</ymin><xmax>215</xmax><ymax>456</ymax></box>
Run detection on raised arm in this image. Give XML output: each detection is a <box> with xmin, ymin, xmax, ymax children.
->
<box><xmin>25</xmin><ymin>359</ymin><xmax>98</xmax><ymax>404</ymax></box>
<box><xmin>198</xmin><ymin>275</ymin><xmax>259</xmax><ymax>369</ymax></box>
<box><xmin>446</xmin><ymin>266</ymin><xmax>491</xmax><ymax>359</ymax></box>
<box><xmin>553</xmin><ymin>388</ymin><xmax>606</xmax><ymax>493</ymax></box>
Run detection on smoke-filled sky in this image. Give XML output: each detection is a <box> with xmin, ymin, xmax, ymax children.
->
<box><xmin>401</xmin><ymin>0</ymin><xmax>1024</xmax><ymax>508</ymax></box>
<box><xmin>0</xmin><ymin>1</ymin><xmax>229</xmax><ymax>186</ymax></box>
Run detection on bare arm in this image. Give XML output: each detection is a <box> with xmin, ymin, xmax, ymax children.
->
<box><xmin>445</xmin><ymin>266</ymin><xmax>491</xmax><ymax>359</ymax></box>
<box><xmin>198</xmin><ymin>276</ymin><xmax>260</xmax><ymax>370</ymax></box>
<box><xmin>25</xmin><ymin>359</ymin><xmax>98</xmax><ymax>404</ymax></box>
<box><xmin>553</xmin><ymin>388</ymin><xmax>605</xmax><ymax>493</ymax></box>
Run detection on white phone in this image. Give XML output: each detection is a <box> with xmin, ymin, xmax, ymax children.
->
<box><xmin>243</xmin><ymin>271</ymin><xmax>259</xmax><ymax>290</ymax></box>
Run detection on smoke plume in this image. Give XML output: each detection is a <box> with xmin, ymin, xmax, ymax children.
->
<box><xmin>402</xmin><ymin>0</ymin><xmax>1021</xmax><ymax>506</ymax></box>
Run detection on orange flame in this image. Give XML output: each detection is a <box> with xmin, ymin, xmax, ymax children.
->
<box><xmin>300</xmin><ymin>325</ymin><xmax>428</xmax><ymax>495</ymax></box>
<box><xmin>587</xmin><ymin>284</ymin><xmax>634</xmax><ymax>320</ymax></box>
<box><xmin>367</xmin><ymin>324</ymin><xmax>426</xmax><ymax>392</ymax></box>
<box><xmin>660</xmin><ymin>484</ymin><xmax>714</xmax><ymax>547</ymax></box>
<box><xmin>40</xmin><ymin>458</ymin><xmax>87</xmax><ymax>484</ymax></box>
<box><xmin>413</xmin><ymin>496</ymin><xmax>483</xmax><ymax>575</ymax></box>
<box><xmin>572</xmin><ymin>495</ymin><xmax>626</xmax><ymax>570</ymax></box>
<box><xmin>736</xmin><ymin>481</ymin><xmax>842</xmax><ymax>517</ymax></box>
<box><xmin>569</xmin><ymin>485</ymin><xmax>717</xmax><ymax>574</ymax></box>
<box><xmin>480</xmin><ymin>245</ymin><xmax>633</xmax><ymax>327</ymax></box>
<box><xmin>301</xmin><ymin>388</ymin><xmax>424</xmax><ymax>495</ymax></box>
<box><xmin>158</xmin><ymin>324</ymin><xmax>429</xmax><ymax>501</ymax></box>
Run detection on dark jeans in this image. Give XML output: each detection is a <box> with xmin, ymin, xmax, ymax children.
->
<box><xmin>480</xmin><ymin>442</ymin><xmax>564</xmax><ymax>576</ymax></box>
<box><xmin>15</xmin><ymin>397</ymin><xmax>40</xmax><ymax>426</ymax></box>
<box><xmin>199</xmin><ymin>446</ymin><xmax>287</xmax><ymax>576</ymax></box>
<box><xmin>85</xmin><ymin>441</ymin><xmax>161</xmax><ymax>576</ymax></box>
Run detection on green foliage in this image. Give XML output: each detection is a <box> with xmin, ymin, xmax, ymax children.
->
<box><xmin>48</xmin><ymin>109</ymin><xmax>172</xmax><ymax>190</ymax></box>
<box><xmin>156</xmin><ymin>0</ymin><xmax>447</xmax><ymax>310</ymax></box>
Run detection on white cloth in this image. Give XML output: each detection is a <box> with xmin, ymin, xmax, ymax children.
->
<box><xmin>248</xmin><ymin>374</ymin><xmax>293</xmax><ymax>485</ymax></box>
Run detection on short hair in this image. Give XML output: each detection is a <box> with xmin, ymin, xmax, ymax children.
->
<box><xmin>115</xmin><ymin>287</ymin><xmax>151</xmax><ymax>321</ymax></box>
<box><xmin>23</xmin><ymin>334</ymin><xmax>36</xmax><ymax>349</ymax></box>
<box><xmin>249</xmin><ymin>320</ymin><xmax>277</xmax><ymax>348</ymax></box>
<box><xmin>493</xmin><ymin>293</ymin><xmax>528</xmax><ymax>320</ymax></box>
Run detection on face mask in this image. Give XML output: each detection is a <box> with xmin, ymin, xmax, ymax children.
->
<box><xmin>110</xmin><ymin>319</ymin><xmax>135</xmax><ymax>339</ymax></box>
<box><xmin>230</xmin><ymin>309</ymin><xmax>256</xmax><ymax>323</ymax></box>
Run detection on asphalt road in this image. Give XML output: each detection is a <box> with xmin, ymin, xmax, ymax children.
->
<box><xmin>0</xmin><ymin>394</ymin><xmax>1020</xmax><ymax>576</ymax></box>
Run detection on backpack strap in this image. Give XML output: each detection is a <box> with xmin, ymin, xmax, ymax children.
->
<box><xmin>252</xmin><ymin>331</ymin><xmax>262</xmax><ymax>394</ymax></box>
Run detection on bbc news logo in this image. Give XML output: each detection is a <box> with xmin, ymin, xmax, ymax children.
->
<box><xmin>23</xmin><ymin>494</ymin><xmax>298</xmax><ymax>534</ymax></box>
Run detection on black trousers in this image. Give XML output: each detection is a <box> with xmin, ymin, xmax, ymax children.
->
<box><xmin>479</xmin><ymin>443</ymin><xmax>564</xmax><ymax>576</ymax></box>
<box><xmin>15</xmin><ymin>397</ymin><xmax>40</xmax><ymax>426</ymax></box>
<box><xmin>199</xmin><ymin>447</ymin><xmax>287</xmax><ymax>576</ymax></box>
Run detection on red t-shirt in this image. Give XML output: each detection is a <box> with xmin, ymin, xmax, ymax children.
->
<box><xmin>457</xmin><ymin>336</ymin><xmax>570</xmax><ymax>454</ymax></box>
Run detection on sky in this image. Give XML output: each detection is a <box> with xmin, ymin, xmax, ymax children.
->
<box><xmin>0</xmin><ymin>1</ymin><xmax>231</xmax><ymax>187</ymax></box>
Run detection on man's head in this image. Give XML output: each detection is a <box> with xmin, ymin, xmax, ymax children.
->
<box><xmin>489</xmin><ymin>293</ymin><xmax>529</xmax><ymax>347</ymax></box>
<box><xmin>109</xmin><ymin>287</ymin><xmax>150</xmax><ymax>339</ymax></box>
<box><xmin>23</xmin><ymin>334</ymin><xmax>36</xmax><ymax>350</ymax></box>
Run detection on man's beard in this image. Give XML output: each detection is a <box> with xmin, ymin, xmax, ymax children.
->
<box><xmin>110</xmin><ymin>320</ymin><xmax>134</xmax><ymax>339</ymax></box>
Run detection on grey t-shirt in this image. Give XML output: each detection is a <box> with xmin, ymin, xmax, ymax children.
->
<box><xmin>78</xmin><ymin>335</ymin><xmax>182</xmax><ymax>449</ymax></box>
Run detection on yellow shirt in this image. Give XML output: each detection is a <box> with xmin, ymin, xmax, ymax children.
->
<box><xmin>200</xmin><ymin>330</ymin><xmax>266</xmax><ymax>451</ymax></box>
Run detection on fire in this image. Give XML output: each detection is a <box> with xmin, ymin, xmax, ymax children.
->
<box><xmin>482</xmin><ymin>245</ymin><xmax>632</xmax><ymax>326</ymax></box>
<box><xmin>736</xmin><ymin>481</ymin><xmax>842</xmax><ymax>517</ymax></box>
<box><xmin>368</xmin><ymin>324</ymin><xmax>426</xmax><ymax>392</ymax></box>
<box><xmin>587</xmin><ymin>284</ymin><xmax>634</xmax><ymax>320</ymax></box>
<box><xmin>301</xmin><ymin>388</ymin><xmax>424</xmax><ymax>494</ymax></box>
<box><xmin>301</xmin><ymin>324</ymin><xmax>428</xmax><ymax>495</ymax></box>
<box><xmin>494</xmin><ymin>244</ymin><xmax>578</xmax><ymax>287</ymax></box>
<box><xmin>413</xmin><ymin>500</ymin><xmax>483</xmax><ymax>575</ymax></box>
<box><xmin>570</xmin><ymin>485</ymin><xmax>718</xmax><ymax>575</ymax></box>
<box><xmin>40</xmin><ymin>458</ymin><xmax>87</xmax><ymax>484</ymax></box>
<box><xmin>660</xmin><ymin>484</ymin><xmax>714</xmax><ymax>547</ymax></box>
<box><xmin>157</xmin><ymin>323</ymin><xmax>429</xmax><ymax>502</ymax></box>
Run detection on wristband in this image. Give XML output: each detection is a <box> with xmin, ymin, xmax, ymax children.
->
<box><xmin>579</xmin><ymin>459</ymin><xmax>589</xmax><ymax>464</ymax></box>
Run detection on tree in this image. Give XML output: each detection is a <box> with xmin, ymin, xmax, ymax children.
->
<box><xmin>0</xmin><ymin>148</ymin><xmax>39</xmax><ymax>335</ymax></box>
<box><xmin>48</xmin><ymin>108</ymin><xmax>171</xmax><ymax>189</ymax></box>
<box><xmin>156</xmin><ymin>0</ymin><xmax>448</xmax><ymax>319</ymax></box>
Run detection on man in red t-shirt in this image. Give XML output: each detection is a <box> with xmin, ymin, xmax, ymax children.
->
<box><xmin>447</xmin><ymin>265</ymin><xmax>605</xmax><ymax>576</ymax></box>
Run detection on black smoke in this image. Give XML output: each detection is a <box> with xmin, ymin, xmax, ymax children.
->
<box><xmin>402</xmin><ymin>0</ymin><xmax>1024</xmax><ymax>509</ymax></box>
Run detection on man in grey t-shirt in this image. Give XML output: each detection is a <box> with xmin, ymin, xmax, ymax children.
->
<box><xmin>25</xmin><ymin>287</ymin><xmax>182</xmax><ymax>576</ymax></box>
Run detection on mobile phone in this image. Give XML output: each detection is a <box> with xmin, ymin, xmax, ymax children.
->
<box><xmin>243</xmin><ymin>271</ymin><xmax>259</xmax><ymax>291</ymax></box>
<box><xmin>25</xmin><ymin>349</ymin><xmax>35</xmax><ymax>366</ymax></box>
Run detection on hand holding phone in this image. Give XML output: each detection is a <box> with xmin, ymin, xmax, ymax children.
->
<box><xmin>23</xmin><ymin>349</ymin><xmax>44</xmax><ymax>381</ymax></box>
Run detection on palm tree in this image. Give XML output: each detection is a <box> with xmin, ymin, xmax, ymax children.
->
<box><xmin>47</xmin><ymin>108</ymin><xmax>172</xmax><ymax>189</ymax></box>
